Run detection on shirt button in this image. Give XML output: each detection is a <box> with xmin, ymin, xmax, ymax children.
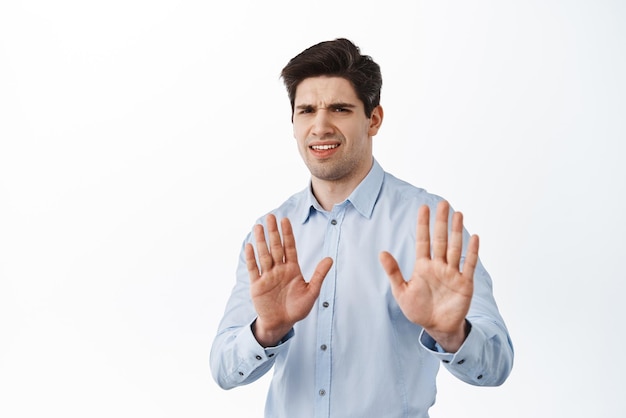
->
<box><xmin>255</xmin><ymin>355</ymin><xmax>262</xmax><ymax>360</ymax></box>
<box><xmin>320</xmin><ymin>344</ymin><xmax>327</xmax><ymax>351</ymax></box>
<box><xmin>477</xmin><ymin>374</ymin><xmax>483</xmax><ymax>380</ymax></box>
<box><xmin>457</xmin><ymin>359</ymin><xmax>465</xmax><ymax>365</ymax></box>
<box><xmin>322</xmin><ymin>301</ymin><xmax>329</xmax><ymax>308</ymax></box>
<box><xmin>319</xmin><ymin>389</ymin><xmax>326</xmax><ymax>396</ymax></box>
<box><xmin>238</xmin><ymin>371</ymin><xmax>244</xmax><ymax>376</ymax></box>
<box><xmin>268</xmin><ymin>353</ymin><xmax>275</xmax><ymax>358</ymax></box>
<box><xmin>442</xmin><ymin>360</ymin><xmax>450</xmax><ymax>363</ymax></box>
<box><xmin>330</xmin><ymin>219</ymin><xmax>337</xmax><ymax>225</ymax></box>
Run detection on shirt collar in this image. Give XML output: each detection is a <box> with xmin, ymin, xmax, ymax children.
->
<box><xmin>297</xmin><ymin>159</ymin><xmax>384</xmax><ymax>224</ymax></box>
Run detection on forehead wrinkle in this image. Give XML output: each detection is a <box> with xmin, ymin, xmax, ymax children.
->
<box><xmin>294</xmin><ymin>77</ymin><xmax>361</xmax><ymax>109</ymax></box>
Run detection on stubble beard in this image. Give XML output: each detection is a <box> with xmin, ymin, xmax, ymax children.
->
<box><xmin>301</xmin><ymin>133</ymin><xmax>370</xmax><ymax>185</ymax></box>
<box><xmin>305</xmin><ymin>153</ymin><xmax>363</xmax><ymax>184</ymax></box>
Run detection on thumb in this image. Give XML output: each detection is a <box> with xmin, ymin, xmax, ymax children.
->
<box><xmin>308</xmin><ymin>257</ymin><xmax>333</xmax><ymax>293</ymax></box>
<box><xmin>379</xmin><ymin>251</ymin><xmax>406</xmax><ymax>290</ymax></box>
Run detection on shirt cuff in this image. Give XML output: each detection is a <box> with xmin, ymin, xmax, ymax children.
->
<box><xmin>230</xmin><ymin>321</ymin><xmax>294</xmax><ymax>384</ymax></box>
<box><xmin>419</xmin><ymin>320</ymin><xmax>475</xmax><ymax>363</ymax></box>
<box><xmin>420</xmin><ymin>320</ymin><xmax>498</xmax><ymax>384</ymax></box>
<box><xmin>247</xmin><ymin>319</ymin><xmax>295</xmax><ymax>357</ymax></box>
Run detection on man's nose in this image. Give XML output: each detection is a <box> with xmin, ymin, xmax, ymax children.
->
<box><xmin>311</xmin><ymin>109</ymin><xmax>334</xmax><ymax>137</ymax></box>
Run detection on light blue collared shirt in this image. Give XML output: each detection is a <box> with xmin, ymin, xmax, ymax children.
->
<box><xmin>210</xmin><ymin>160</ymin><xmax>513</xmax><ymax>418</ymax></box>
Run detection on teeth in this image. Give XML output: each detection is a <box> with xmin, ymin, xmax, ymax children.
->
<box><xmin>311</xmin><ymin>144</ymin><xmax>338</xmax><ymax>150</ymax></box>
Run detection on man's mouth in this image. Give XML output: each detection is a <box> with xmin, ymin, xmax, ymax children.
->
<box><xmin>310</xmin><ymin>144</ymin><xmax>339</xmax><ymax>150</ymax></box>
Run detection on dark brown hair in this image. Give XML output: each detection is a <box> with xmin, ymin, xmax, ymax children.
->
<box><xmin>280</xmin><ymin>38</ymin><xmax>382</xmax><ymax>117</ymax></box>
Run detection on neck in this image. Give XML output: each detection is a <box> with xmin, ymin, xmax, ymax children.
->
<box><xmin>311</xmin><ymin>169</ymin><xmax>370</xmax><ymax>211</ymax></box>
<box><xmin>311</xmin><ymin>181</ymin><xmax>353</xmax><ymax>211</ymax></box>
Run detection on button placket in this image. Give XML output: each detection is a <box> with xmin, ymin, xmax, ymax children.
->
<box><xmin>314</xmin><ymin>206</ymin><xmax>346</xmax><ymax>416</ymax></box>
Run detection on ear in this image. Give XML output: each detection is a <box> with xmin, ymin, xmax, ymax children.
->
<box><xmin>368</xmin><ymin>105</ymin><xmax>384</xmax><ymax>136</ymax></box>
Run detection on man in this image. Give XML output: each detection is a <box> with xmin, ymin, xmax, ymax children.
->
<box><xmin>210</xmin><ymin>38</ymin><xmax>514</xmax><ymax>418</ymax></box>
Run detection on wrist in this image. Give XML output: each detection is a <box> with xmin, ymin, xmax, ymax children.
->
<box><xmin>252</xmin><ymin>318</ymin><xmax>292</xmax><ymax>348</ymax></box>
<box><xmin>427</xmin><ymin>319</ymin><xmax>470</xmax><ymax>353</ymax></box>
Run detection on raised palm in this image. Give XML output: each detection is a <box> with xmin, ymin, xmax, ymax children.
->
<box><xmin>379</xmin><ymin>201</ymin><xmax>478</xmax><ymax>352</ymax></box>
<box><xmin>245</xmin><ymin>214</ymin><xmax>333</xmax><ymax>347</ymax></box>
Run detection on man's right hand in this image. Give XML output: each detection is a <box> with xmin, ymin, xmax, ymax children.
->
<box><xmin>245</xmin><ymin>214</ymin><xmax>333</xmax><ymax>347</ymax></box>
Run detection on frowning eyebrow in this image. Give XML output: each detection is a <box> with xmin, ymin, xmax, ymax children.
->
<box><xmin>295</xmin><ymin>102</ymin><xmax>357</xmax><ymax>112</ymax></box>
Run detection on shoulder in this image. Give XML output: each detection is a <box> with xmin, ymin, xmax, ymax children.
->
<box><xmin>381</xmin><ymin>171</ymin><xmax>445</xmax><ymax>210</ymax></box>
<box><xmin>253</xmin><ymin>186</ymin><xmax>309</xmax><ymax>225</ymax></box>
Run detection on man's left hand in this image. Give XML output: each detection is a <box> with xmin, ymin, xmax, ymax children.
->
<box><xmin>379</xmin><ymin>200</ymin><xmax>478</xmax><ymax>353</ymax></box>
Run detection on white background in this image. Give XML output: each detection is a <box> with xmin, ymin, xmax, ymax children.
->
<box><xmin>1</xmin><ymin>1</ymin><xmax>625</xmax><ymax>417</ymax></box>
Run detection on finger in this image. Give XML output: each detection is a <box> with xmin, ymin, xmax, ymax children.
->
<box><xmin>281</xmin><ymin>217</ymin><xmax>299</xmax><ymax>265</ymax></box>
<box><xmin>461</xmin><ymin>234</ymin><xmax>480</xmax><ymax>280</ymax></box>
<box><xmin>379</xmin><ymin>251</ymin><xmax>406</xmax><ymax>292</ymax></box>
<box><xmin>432</xmin><ymin>201</ymin><xmax>450</xmax><ymax>261</ymax></box>
<box><xmin>308</xmin><ymin>257</ymin><xmax>333</xmax><ymax>294</ymax></box>
<box><xmin>447</xmin><ymin>211</ymin><xmax>464</xmax><ymax>269</ymax></box>
<box><xmin>415</xmin><ymin>205</ymin><xmax>431</xmax><ymax>261</ymax></box>
<box><xmin>266</xmin><ymin>214</ymin><xmax>285</xmax><ymax>265</ymax></box>
<box><xmin>244</xmin><ymin>243</ymin><xmax>261</xmax><ymax>282</ymax></box>
<box><xmin>253</xmin><ymin>223</ymin><xmax>273</xmax><ymax>274</ymax></box>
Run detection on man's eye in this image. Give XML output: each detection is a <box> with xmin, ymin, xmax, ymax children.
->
<box><xmin>299</xmin><ymin>108</ymin><xmax>314</xmax><ymax>114</ymax></box>
<box><xmin>333</xmin><ymin>107</ymin><xmax>349</xmax><ymax>113</ymax></box>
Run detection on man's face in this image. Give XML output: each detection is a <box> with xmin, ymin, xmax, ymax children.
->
<box><xmin>292</xmin><ymin>76</ymin><xmax>382</xmax><ymax>187</ymax></box>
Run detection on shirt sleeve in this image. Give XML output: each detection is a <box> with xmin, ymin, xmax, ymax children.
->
<box><xmin>210</xmin><ymin>318</ymin><xmax>293</xmax><ymax>389</ymax></box>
